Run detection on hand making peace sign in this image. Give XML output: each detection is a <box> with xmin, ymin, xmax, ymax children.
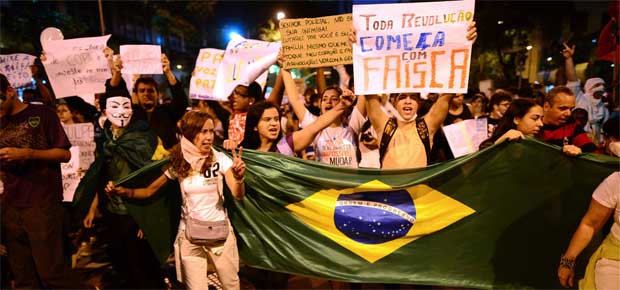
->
<box><xmin>231</xmin><ymin>146</ymin><xmax>246</xmax><ymax>181</ymax></box>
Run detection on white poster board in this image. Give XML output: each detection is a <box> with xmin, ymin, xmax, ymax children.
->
<box><xmin>212</xmin><ymin>37</ymin><xmax>280</xmax><ymax>100</ymax></box>
<box><xmin>120</xmin><ymin>45</ymin><xmax>163</xmax><ymax>75</ymax></box>
<box><xmin>42</xmin><ymin>35</ymin><xmax>111</xmax><ymax>97</ymax></box>
<box><xmin>189</xmin><ymin>48</ymin><xmax>224</xmax><ymax>100</ymax></box>
<box><xmin>61</xmin><ymin>123</ymin><xmax>95</xmax><ymax>201</ymax></box>
<box><xmin>353</xmin><ymin>0</ymin><xmax>475</xmax><ymax>95</ymax></box>
<box><xmin>61</xmin><ymin>146</ymin><xmax>81</xmax><ymax>202</ymax></box>
<box><xmin>443</xmin><ymin>118</ymin><xmax>487</xmax><ymax>157</ymax></box>
<box><xmin>0</xmin><ymin>54</ymin><xmax>36</xmax><ymax>88</ymax></box>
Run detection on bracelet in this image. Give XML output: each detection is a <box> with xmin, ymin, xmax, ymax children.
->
<box><xmin>234</xmin><ymin>177</ymin><xmax>245</xmax><ymax>184</ymax></box>
<box><xmin>559</xmin><ymin>255</ymin><xmax>576</xmax><ymax>270</ymax></box>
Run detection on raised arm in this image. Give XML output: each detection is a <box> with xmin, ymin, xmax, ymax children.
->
<box><xmin>562</xmin><ymin>43</ymin><xmax>578</xmax><ymax>83</ymax></box>
<box><xmin>224</xmin><ymin>147</ymin><xmax>245</xmax><ymax>200</ymax></box>
<box><xmin>316</xmin><ymin>67</ymin><xmax>327</xmax><ymax>96</ymax></box>
<box><xmin>266</xmin><ymin>66</ymin><xmax>285</xmax><ymax>107</ymax></box>
<box><xmin>105</xmin><ymin>174</ymin><xmax>169</xmax><ymax>199</ymax></box>
<box><xmin>291</xmin><ymin>92</ymin><xmax>354</xmax><ymax>151</ymax></box>
<box><xmin>424</xmin><ymin>93</ymin><xmax>452</xmax><ymax>135</ymax></box>
<box><xmin>162</xmin><ymin>53</ymin><xmax>189</xmax><ymax>119</ymax></box>
<box><xmin>281</xmin><ymin>68</ymin><xmax>310</xmax><ymax>124</ymax></box>
<box><xmin>365</xmin><ymin>95</ymin><xmax>389</xmax><ymax>144</ymax></box>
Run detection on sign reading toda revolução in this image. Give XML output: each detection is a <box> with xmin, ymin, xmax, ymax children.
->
<box><xmin>353</xmin><ymin>0</ymin><xmax>475</xmax><ymax>94</ymax></box>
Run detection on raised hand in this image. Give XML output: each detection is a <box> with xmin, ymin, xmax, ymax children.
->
<box><xmin>339</xmin><ymin>88</ymin><xmax>356</xmax><ymax>109</ymax></box>
<box><xmin>161</xmin><ymin>53</ymin><xmax>171</xmax><ymax>73</ymax></box>
<box><xmin>231</xmin><ymin>146</ymin><xmax>246</xmax><ymax>181</ymax></box>
<box><xmin>561</xmin><ymin>42</ymin><xmax>575</xmax><ymax>59</ymax></box>
<box><xmin>466</xmin><ymin>21</ymin><xmax>477</xmax><ymax>42</ymax></box>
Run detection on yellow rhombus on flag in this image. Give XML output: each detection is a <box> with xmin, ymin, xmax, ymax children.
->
<box><xmin>286</xmin><ymin>180</ymin><xmax>476</xmax><ymax>263</ymax></box>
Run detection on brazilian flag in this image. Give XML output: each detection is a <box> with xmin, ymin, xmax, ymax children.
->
<box><xmin>119</xmin><ymin>138</ymin><xmax>618</xmax><ymax>288</ymax></box>
<box><xmin>227</xmin><ymin>138</ymin><xmax>618</xmax><ymax>289</ymax></box>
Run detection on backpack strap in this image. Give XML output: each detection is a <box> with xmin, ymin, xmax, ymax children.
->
<box><xmin>379</xmin><ymin>117</ymin><xmax>398</xmax><ymax>166</ymax></box>
<box><xmin>415</xmin><ymin>117</ymin><xmax>431</xmax><ymax>164</ymax></box>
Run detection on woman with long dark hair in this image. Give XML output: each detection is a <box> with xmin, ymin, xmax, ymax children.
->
<box><xmin>479</xmin><ymin>98</ymin><xmax>544</xmax><ymax>150</ymax></box>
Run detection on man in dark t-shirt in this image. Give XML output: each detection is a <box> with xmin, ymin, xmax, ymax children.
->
<box><xmin>0</xmin><ymin>74</ymin><xmax>81</xmax><ymax>288</ymax></box>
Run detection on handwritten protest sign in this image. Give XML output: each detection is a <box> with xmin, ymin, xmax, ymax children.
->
<box><xmin>443</xmin><ymin>118</ymin><xmax>487</xmax><ymax>158</ymax></box>
<box><xmin>0</xmin><ymin>54</ymin><xmax>36</xmax><ymax>87</ymax></box>
<box><xmin>213</xmin><ymin>37</ymin><xmax>280</xmax><ymax>100</ymax></box>
<box><xmin>120</xmin><ymin>45</ymin><xmax>163</xmax><ymax>74</ymax></box>
<box><xmin>281</xmin><ymin>14</ymin><xmax>353</xmax><ymax>69</ymax></box>
<box><xmin>62</xmin><ymin>123</ymin><xmax>95</xmax><ymax>171</ymax></box>
<box><xmin>353</xmin><ymin>0</ymin><xmax>475</xmax><ymax>95</ymax></box>
<box><xmin>61</xmin><ymin>146</ymin><xmax>81</xmax><ymax>202</ymax></box>
<box><xmin>189</xmin><ymin>48</ymin><xmax>224</xmax><ymax>100</ymax></box>
<box><xmin>42</xmin><ymin>35</ymin><xmax>111</xmax><ymax>97</ymax></box>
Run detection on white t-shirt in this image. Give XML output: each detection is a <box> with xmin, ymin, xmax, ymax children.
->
<box><xmin>165</xmin><ymin>149</ymin><xmax>233</xmax><ymax>224</ymax></box>
<box><xmin>301</xmin><ymin>109</ymin><xmax>358</xmax><ymax>168</ymax></box>
<box><xmin>592</xmin><ymin>172</ymin><xmax>620</xmax><ymax>241</ymax></box>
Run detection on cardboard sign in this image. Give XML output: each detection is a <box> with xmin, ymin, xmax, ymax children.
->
<box><xmin>42</xmin><ymin>35</ymin><xmax>111</xmax><ymax>97</ymax></box>
<box><xmin>120</xmin><ymin>45</ymin><xmax>163</xmax><ymax>74</ymax></box>
<box><xmin>443</xmin><ymin>118</ymin><xmax>487</xmax><ymax>157</ymax></box>
<box><xmin>353</xmin><ymin>0</ymin><xmax>475</xmax><ymax>94</ymax></box>
<box><xmin>0</xmin><ymin>54</ymin><xmax>36</xmax><ymax>88</ymax></box>
<box><xmin>189</xmin><ymin>48</ymin><xmax>224</xmax><ymax>100</ymax></box>
<box><xmin>61</xmin><ymin>146</ymin><xmax>81</xmax><ymax>202</ymax></box>
<box><xmin>213</xmin><ymin>37</ymin><xmax>280</xmax><ymax>100</ymax></box>
<box><xmin>281</xmin><ymin>14</ymin><xmax>353</xmax><ymax>68</ymax></box>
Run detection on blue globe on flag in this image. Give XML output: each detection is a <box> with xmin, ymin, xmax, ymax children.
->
<box><xmin>334</xmin><ymin>189</ymin><xmax>417</xmax><ymax>244</ymax></box>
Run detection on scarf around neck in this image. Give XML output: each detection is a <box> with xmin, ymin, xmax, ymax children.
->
<box><xmin>180</xmin><ymin>136</ymin><xmax>211</xmax><ymax>171</ymax></box>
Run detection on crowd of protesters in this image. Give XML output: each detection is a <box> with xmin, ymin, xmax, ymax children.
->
<box><xmin>0</xmin><ymin>11</ymin><xmax>618</xmax><ymax>290</ymax></box>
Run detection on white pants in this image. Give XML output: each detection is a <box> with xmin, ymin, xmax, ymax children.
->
<box><xmin>174</xmin><ymin>227</ymin><xmax>240</xmax><ymax>290</ymax></box>
<box><xmin>595</xmin><ymin>258</ymin><xmax>620</xmax><ymax>290</ymax></box>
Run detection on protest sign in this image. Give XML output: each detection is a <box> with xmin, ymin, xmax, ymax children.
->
<box><xmin>61</xmin><ymin>146</ymin><xmax>81</xmax><ymax>202</ymax></box>
<box><xmin>213</xmin><ymin>37</ymin><xmax>280</xmax><ymax>100</ymax></box>
<box><xmin>280</xmin><ymin>14</ymin><xmax>353</xmax><ymax>69</ymax></box>
<box><xmin>443</xmin><ymin>118</ymin><xmax>487</xmax><ymax>157</ymax></box>
<box><xmin>62</xmin><ymin>123</ymin><xmax>95</xmax><ymax>171</ymax></box>
<box><xmin>0</xmin><ymin>54</ymin><xmax>36</xmax><ymax>88</ymax></box>
<box><xmin>120</xmin><ymin>45</ymin><xmax>163</xmax><ymax>74</ymax></box>
<box><xmin>189</xmin><ymin>48</ymin><xmax>224</xmax><ymax>100</ymax></box>
<box><xmin>41</xmin><ymin>35</ymin><xmax>111</xmax><ymax>97</ymax></box>
<box><xmin>353</xmin><ymin>0</ymin><xmax>475</xmax><ymax>95</ymax></box>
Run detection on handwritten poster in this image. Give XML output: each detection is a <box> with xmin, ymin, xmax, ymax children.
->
<box><xmin>0</xmin><ymin>54</ymin><xmax>36</xmax><ymax>88</ymax></box>
<box><xmin>353</xmin><ymin>0</ymin><xmax>475</xmax><ymax>94</ymax></box>
<box><xmin>213</xmin><ymin>37</ymin><xmax>281</xmax><ymax>100</ymax></box>
<box><xmin>62</xmin><ymin>123</ymin><xmax>95</xmax><ymax>171</ymax></box>
<box><xmin>61</xmin><ymin>146</ymin><xmax>81</xmax><ymax>202</ymax></box>
<box><xmin>189</xmin><ymin>48</ymin><xmax>224</xmax><ymax>100</ymax></box>
<box><xmin>120</xmin><ymin>45</ymin><xmax>163</xmax><ymax>74</ymax></box>
<box><xmin>443</xmin><ymin>118</ymin><xmax>487</xmax><ymax>158</ymax></box>
<box><xmin>280</xmin><ymin>14</ymin><xmax>353</xmax><ymax>69</ymax></box>
<box><xmin>42</xmin><ymin>35</ymin><xmax>111</xmax><ymax>97</ymax></box>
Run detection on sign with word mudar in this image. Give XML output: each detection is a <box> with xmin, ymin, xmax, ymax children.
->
<box><xmin>280</xmin><ymin>14</ymin><xmax>353</xmax><ymax>69</ymax></box>
<box><xmin>353</xmin><ymin>0</ymin><xmax>475</xmax><ymax>95</ymax></box>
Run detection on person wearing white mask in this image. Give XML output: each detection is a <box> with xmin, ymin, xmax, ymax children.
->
<box><xmin>575</xmin><ymin>78</ymin><xmax>610</xmax><ymax>144</ymax></box>
<box><xmin>562</xmin><ymin>43</ymin><xmax>610</xmax><ymax>144</ymax></box>
<box><xmin>74</xmin><ymin>89</ymin><xmax>165</xmax><ymax>288</ymax></box>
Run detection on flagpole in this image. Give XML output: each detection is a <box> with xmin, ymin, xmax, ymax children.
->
<box><xmin>98</xmin><ymin>0</ymin><xmax>105</xmax><ymax>36</ymax></box>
